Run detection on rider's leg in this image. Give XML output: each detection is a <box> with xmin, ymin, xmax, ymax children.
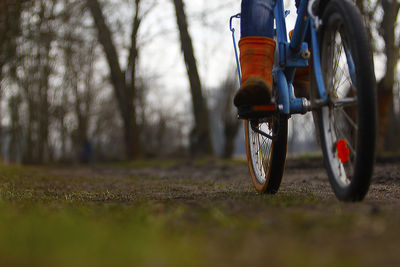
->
<box><xmin>234</xmin><ymin>0</ymin><xmax>277</xmax><ymax>107</ymax></box>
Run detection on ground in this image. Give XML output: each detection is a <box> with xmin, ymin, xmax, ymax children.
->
<box><xmin>0</xmin><ymin>157</ymin><xmax>399</xmax><ymax>266</ymax></box>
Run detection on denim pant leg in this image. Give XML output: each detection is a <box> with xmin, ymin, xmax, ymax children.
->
<box><xmin>241</xmin><ymin>0</ymin><xmax>276</xmax><ymax>38</ymax></box>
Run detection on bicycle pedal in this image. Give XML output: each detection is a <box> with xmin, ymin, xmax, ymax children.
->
<box><xmin>238</xmin><ymin>104</ymin><xmax>281</xmax><ymax>119</ymax></box>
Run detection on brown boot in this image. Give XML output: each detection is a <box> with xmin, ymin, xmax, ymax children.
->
<box><xmin>289</xmin><ymin>30</ymin><xmax>310</xmax><ymax>98</ymax></box>
<box><xmin>293</xmin><ymin>65</ymin><xmax>310</xmax><ymax>98</ymax></box>
<box><xmin>234</xmin><ymin>36</ymin><xmax>276</xmax><ymax>107</ymax></box>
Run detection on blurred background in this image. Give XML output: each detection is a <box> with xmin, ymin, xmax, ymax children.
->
<box><xmin>0</xmin><ymin>0</ymin><xmax>398</xmax><ymax>164</ymax></box>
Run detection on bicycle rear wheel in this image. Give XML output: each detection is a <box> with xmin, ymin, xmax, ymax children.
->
<box><xmin>313</xmin><ymin>0</ymin><xmax>377</xmax><ymax>201</ymax></box>
<box><xmin>245</xmin><ymin>114</ymin><xmax>288</xmax><ymax>194</ymax></box>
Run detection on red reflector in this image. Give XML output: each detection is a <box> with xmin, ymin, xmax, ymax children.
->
<box><xmin>337</xmin><ymin>139</ymin><xmax>350</xmax><ymax>163</ymax></box>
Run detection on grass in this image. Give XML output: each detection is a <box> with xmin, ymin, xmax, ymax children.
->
<box><xmin>0</xmin><ymin>163</ymin><xmax>399</xmax><ymax>266</ymax></box>
<box><xmin>0</xmin><ymin>202</ymin><xmax>207</xmax><ymax>266</ymax></box>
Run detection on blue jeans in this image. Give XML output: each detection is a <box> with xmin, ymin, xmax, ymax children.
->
<box><xmin>241</xmin><ymin>0</ymin><xmax>276</xmax><ymax>38</ymax></box>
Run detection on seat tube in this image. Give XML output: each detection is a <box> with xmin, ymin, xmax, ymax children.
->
<box><xmin>276</xmin><ymin>71</ymin><xmax>290</xmax><ymax>114</ymax></box>
<box><xmin>274</xmin><ymin>0</ymin><xmax>290</xmax><ymax>114</ymax></box>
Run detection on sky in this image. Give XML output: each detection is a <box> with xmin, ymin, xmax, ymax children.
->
<box><xmin>136</xmin><ymin>0</ymin><xmax>391</xmax><ymax>93</ymax></box>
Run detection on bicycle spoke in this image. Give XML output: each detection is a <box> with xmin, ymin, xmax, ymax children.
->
<box><xmin>333</xmin><ymin>61</ymin><xmax>350</xmax><ymax>92</ymax></box>
<box><xmin>337</xmin><ymin>106</ymin><xmax>358</xmax><ymax>131</ymax></box>
<box><xmin>251</xmin><ymin>122</ymin><xmax>275</xmax><ymax>181</ymax></box>
<box><xmin>333</xmin><ymin>39</ymin><xmax>343</xmax><ymax>74</ymax></box>
<box><xmin>335</xmin><ymin>69</ymin><xmax>352</xmax><ymax>93</ymax></box>
<box><xmin>260</xmin><ymin>130</ymin><xmax>272</xmax><ymax>169</ymax></box>
<box><xmin>331</xmin><ymin>111</ymin><xmax>356</xmax><ymax>156</ymax></box>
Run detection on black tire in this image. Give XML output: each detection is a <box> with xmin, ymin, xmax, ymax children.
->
<box><xmin>312</xmin><ymin>0</ymin><xmax>377</xmax><ymax>201</ymax></box>
<box><xmin>245</xmin><ymin>114</ymin><xmax>288</xmax><ymax>194</ymax></box>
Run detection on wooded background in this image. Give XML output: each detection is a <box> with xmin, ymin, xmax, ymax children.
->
<box><xmin>0</xmin><ymin>0</ymin><xmax>399</xmax><ymax>164</ymax></box>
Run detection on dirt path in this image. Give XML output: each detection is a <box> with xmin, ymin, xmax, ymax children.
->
<box><xmin>99</xmin><ymin>157</ymin><xmax>400</xmax><ymax>203</ymax></box>
<box><xmin>1</xmin><ymin>158</ymin><xmax>400</xmax><ymax>266</ymax></box>
<box><xmin>25</xmin><ymin>157</ymin><xmax>400</xmax><ymax>204</ymax></box>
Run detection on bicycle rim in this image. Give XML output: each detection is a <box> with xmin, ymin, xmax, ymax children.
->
<box><xmin>316</xmin><ymin>0</ymin><xmax>377</xmax><ymax>201</ymax></box>
<box><xmin>245</xmin><ymin>115</ymin><xmax>287</xmax><ymax>194</ymax></box>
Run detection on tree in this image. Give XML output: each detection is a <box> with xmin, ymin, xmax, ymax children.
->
<box><xmin>172</xmin><ymin>0</ymin><xmax>214</xmax><ymax>156</ymax></box>
<box><xmin>0</xmin><ymin>0</ymin><xmax>26</xmax><ymax>80</ymax></box>
<box><xmin>86</xmin><ymin>0</ymin><xmax>143</xmax><ymax>159</ymax></box>
<box><xmin>14</xmin><ymin>0</ymin><xmax>57</xmax><ymax>163</ymax></box>
<box><xmin>220</xmin><ymin>73</ymin><xmax>240</xmax><ymax>158</ymax></box>
<box><xmin>376</xmin><ymin>1</ymin><xmax>400</xmax><ymax>153</ymax></box>
<box><xmin>0</xmin><ymin>0</ymin><xmax>27</xmax><ymax>161</ymax></box>
<box><xmin>8</xmin><ymin>94</ymin><xmax>23</xmax><ymax>162</ymax></box>
<box><xmin>62</xmin><ymin>28</ymin><xmax>96</xmax><ymax>162</ymax></box>
<box><xmin>356</xmin><ymin>0</ymin><xmax>400</xmax><ymax>153</ymax></box>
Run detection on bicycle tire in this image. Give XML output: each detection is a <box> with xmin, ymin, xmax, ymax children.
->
<box><xmin>245</xmin><ymin>114</ymin><xmax>288</xmax><ymax>194</ymax></box>
<box><xmin>312</xmin><ymin>0</ymin><xmax>377</xmax><ymax>201</ymax></box>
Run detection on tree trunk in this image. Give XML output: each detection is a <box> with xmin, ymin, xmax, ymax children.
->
<box><xmin>0</xmin><ymin>0</ymin><xmax>25</xmax><ymax>162</ymax></box>
<box><xmin>38</xmin><ymin>36</ymin><xmax>51</xmax><ymax>163</ymax></box>
<box><xmin>356</xmin><ymin>0</ymin><xmax>400</xmax><ymax>154</ymax></box>
<box><xmin>222</xmin><ymin>74</ymin><xmax>240</xmax><ymax>159</ymax></box>
<box><xmin>23</xmin><ymin>97</ymin><xmax>35</xmax><ymax>164</ymax></box>
<box><xmin>86</xmin><ymin>0</ymin><xmax>140</xmax><ymax>159</ymax></box>
<box><xmin>376</xmin><ymin>0</ymin><xmax>400</xmax><ymax>154</ymax></box>
<box><xmin>125</xmin><ymin>0</ymin><xmax>142</xmax><ymax>159</ymax></box>
<box><xmin>8</xmin><ymin>95</ymin><xmax>22</xmax><ymax>162</ymax></box>
<box><xmin>172</xmin><ymin>0</ymin><xmax>213</xmax><ymax>156</ymax></box>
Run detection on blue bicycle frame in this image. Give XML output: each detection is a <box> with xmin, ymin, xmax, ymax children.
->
<box><xmin>274</xmin><ymin>0</ymin><xmax>328</xmax><ymax>114</ymax></box>
<box><xmin>230</xmin><ymin>0</ymin><xmax>329</xmax><ymax>115</ymax></box>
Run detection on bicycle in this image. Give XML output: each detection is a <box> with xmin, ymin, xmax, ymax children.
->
<box><xmin>229</xmin><ymin>0</ymin><xmax>377</xmax><ymax>201</ymax></box>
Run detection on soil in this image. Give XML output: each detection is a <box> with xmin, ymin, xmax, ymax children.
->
<box><xmin>34</xmin><ymin>156</ymin><xmax>400</xmax><ymax>204</ymax></box>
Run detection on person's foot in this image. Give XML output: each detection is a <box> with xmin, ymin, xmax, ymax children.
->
<box><xmin>234</xmin><ymin>77</ymin><xmax>272</xmax><ymax>107</ymax></box>
<box><xmin>235</xmin><ymin>36</ymin><xmax>275</xmax><ymax>108</ymax></box>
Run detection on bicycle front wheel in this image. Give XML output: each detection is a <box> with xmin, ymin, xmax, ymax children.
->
<box><xmin>314</xmin><ymin>0</ymin><xmax>377</xmax><ymax>201</ymax></box>
<box><xmin>245</xmin><ymin>114</ymin><xmax>288</xmax><ymax>194</ymax></box>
